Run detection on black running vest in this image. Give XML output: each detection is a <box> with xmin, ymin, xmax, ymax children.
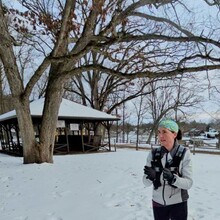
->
<box><xmin>151</xmin><ymin>145</ymin><xmax>186</xmax><ymax>189</ymax></box>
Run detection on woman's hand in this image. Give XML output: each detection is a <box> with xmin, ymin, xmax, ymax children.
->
<box><xmin>144</xmin><ymin>166</ymin><xmax>156</xmax><ymax>181</ymax></box>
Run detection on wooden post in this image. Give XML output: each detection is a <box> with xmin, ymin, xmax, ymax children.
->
<box><xmin>107</xmin><ymin>121</ymin><xmax>111</xmax><ymax>151</ymax></box>
<box><xmin>65</xmin><ymin>123</ymin><xmax>70</xmax><ymax>153</ymax></box>
<box><xmin>80</xmin><ymin>122</ymin><xmax>85</xmax><ymax>152</ymax></box>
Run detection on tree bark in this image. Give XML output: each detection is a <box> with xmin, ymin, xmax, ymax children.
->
<box><xmin>15</xmin><ymin>99</ymin><xmax>40</xmax><ymax>164</ymax></box>
<box><xmin>38</xmin><ymin>74</ymin><xmax>66</xmax><ymax>163</ymax></box>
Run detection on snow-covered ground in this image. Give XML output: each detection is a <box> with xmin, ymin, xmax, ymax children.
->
<box><xmin>0</xmin><ymin>149</ymin><xmax>220</xmax><ymax>220</ymax></box>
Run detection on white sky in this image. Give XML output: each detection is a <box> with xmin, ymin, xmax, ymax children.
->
<box><xmin>1</xmin><ymin>148</ymin><xmax>220</xmax><ymax>220</ymax></box>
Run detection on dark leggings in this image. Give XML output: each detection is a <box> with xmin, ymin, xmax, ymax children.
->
<box><xmin>153</xmin><ymin>201</ymin><xmax>188</xmax><ymax>220</ymax></box>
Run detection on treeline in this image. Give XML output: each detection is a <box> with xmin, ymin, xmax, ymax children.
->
<box><xmin>111</xmin><ymin>120</ymin><xmax>220</xmax><ymax>143</ymax></box>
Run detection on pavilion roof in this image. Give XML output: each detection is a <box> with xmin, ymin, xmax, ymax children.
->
<box><xmin>0</xmin><ymin>98</ymin><xmax>119</xmax><ymax>122</ymax></box>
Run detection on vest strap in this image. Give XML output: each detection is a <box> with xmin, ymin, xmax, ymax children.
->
<box><xmin>151</xmin><ymin>145</ymin><xmax>186</xmax><ymax>189</ymax></box>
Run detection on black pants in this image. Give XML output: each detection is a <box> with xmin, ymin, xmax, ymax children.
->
<box><xmin>153</xmin><ymin>201</ymin><xmax>188</xmax><ymax>220</ymax></box>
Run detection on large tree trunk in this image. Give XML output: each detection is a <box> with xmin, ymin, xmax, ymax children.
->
<box><xmin>14</xmin><ymin>81</ymin><xmax>64</xmax><ymax>163</ymax></box>
<box><xmin>15</xmin><ymin>74</ymin><xmax>65</xmax><ymax>164</ymax></box>
<box><xmin>15</xmin><ymin>98</ymin><xmax>40</xmax><ymax>164</ymax></box>
<box><xmin>11</xmin><ymin>73</ymin><xmax>65</xmax><ymax>164</ymax></box>
<box><xmin>37</xmin><ymin>75</ymin><xmax>65</xmax><ymax>163</ymax></box>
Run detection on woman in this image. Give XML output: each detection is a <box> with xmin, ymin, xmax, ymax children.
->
<box><xmin>143</xmin><ymin>119</ymin><xmax>193</xmax><ymax>220</ymax></box>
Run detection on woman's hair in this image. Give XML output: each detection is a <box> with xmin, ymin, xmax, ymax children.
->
<box><xmin>176</xmin><ymin>129</ymin><xmax>182</xmax><ymax>140</ymax></box>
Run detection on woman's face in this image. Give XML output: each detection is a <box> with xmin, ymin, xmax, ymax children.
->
<box><xmin>158</xmin><ymin>127</ymin><xmax>177</xmax><ymax>151</ymax></box>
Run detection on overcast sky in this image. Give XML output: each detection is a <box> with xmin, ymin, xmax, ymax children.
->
<box><xmin>3</xmin><ymin>0</ymin><xmax>220</xmax><ymax>124</ymax></box>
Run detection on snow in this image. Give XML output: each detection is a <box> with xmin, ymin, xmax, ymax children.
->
<box><xmin>0</xmin><ymin>149</ymin><xmax>220</xmax><ymax>220</ymax></box>
<box><xmin>0</xmin><ymin>98</ymin><xmax>118</xmax><ymax>121</ymax></box>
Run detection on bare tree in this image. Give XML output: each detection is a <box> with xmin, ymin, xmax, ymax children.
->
<box><xmin>132</xmin><ymin>93</ymin><xmax>149</xmax><ymax>150</ymax></box>
<box><xmin>146</xmin><ymin>76</ymin><xmax>203</xmax><ymax>144</ymax></box>
<box><xmin>1</xmin><ymin>0</ymin><xmax>220</xmax><ymax>163</ymax></box>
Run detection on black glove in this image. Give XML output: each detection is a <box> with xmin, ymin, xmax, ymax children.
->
<box><xmin>163</xmin><ymin>168</ymin><xmax>175</xmax><ymax>184</ymax></box>
<box><xmin>144</xmin><ymin>166</ymin><xmax>156</xmax><ymax>181</ymax></box>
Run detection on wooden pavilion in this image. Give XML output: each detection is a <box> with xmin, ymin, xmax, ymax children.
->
<box><xmin>0</xmin><ymin>98</ymin><xmax>120</xmax><ymax>156</ymax></box>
